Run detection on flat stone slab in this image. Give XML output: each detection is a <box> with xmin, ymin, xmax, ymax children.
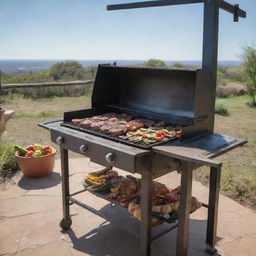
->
<box><xmin>1</xmin><ymin>158</ymin><xmax>256</xmax><ymax>256</ymax></box>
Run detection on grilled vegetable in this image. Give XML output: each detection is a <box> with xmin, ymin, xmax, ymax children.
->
<box><xmin>86</xmin><ymin>174</ymin><xmax>105</xmax><ymax>181</ymax></box>
<box><xmin>85</xmin><ymin>178</ymin><xmax>105</xmax><ymax>187</ymax></box>
<box><xmin>93</xmin><ymin>183</ymin><xmax>112</xmax><ymax>193</ymax></box>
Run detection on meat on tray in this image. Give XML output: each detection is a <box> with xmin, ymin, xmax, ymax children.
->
<box><xmin>70</xmin><ymin>112</ymin><xmax>181</xmax><ymax>145</ymax></box>
<box><xmin>71</xmin><ymin>113</ymin><xmax>160</xmax><ymax>135</ymax></box>
<box><xmin>83</xmin><ymin>169</ymin><xmax>201</xmax><ymax>226</ymax></box>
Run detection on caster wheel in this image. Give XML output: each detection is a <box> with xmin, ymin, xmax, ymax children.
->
<box><xmin>205</xmin><ymin>245</ymin><xmax>217</xmax><ymax>255</ymax></box>
<box><xmin>60</xmin><ymin>217</ymin><xmax>72</xmax><ymax>230</ymax></box>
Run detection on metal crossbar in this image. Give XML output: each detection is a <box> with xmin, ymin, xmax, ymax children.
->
<box><xmin>107</xmin><ymin>0</ymin><xmax>203</xmax><ymax>10</ymax></box>
<box><xmin>107</xmin><ymin>0</ymin><xmax>246</xmax><ymax>21</ymax></box>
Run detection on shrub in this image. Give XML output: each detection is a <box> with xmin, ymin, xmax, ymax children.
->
<box><xmin>142</xmin><ymin>59</ymin><xmax>168</xmax><ymax>68</ymax></box>
<box><xmin>215</xmin><ymin>99</ymin><xmax>229</xmax><ymax>116</ymax></box>
<box><xmin>216</xmin><ymin>83</ymin><xmax>247</xmax><ymax>98</ymax></box>
<box><xmin>172</xmin><ymin>62</ymin><xmax>184</xmax><ymax>68</ymax></box>
<box><xmin>241</xmin><ymin>45</ymin><xmax>256</xmax><ymax>106</ymax></box>
<box><xmin>49</xmin><ymin>61</ymin><xmax>87</xmax><ymax>81</ymax></box>
<box><xmin>0</xmin><ymin>143</ymin><xmax>19</xmax><ymax>179</ymax></box>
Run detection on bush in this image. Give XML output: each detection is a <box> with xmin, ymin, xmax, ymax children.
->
<box><xmin>141</xmin><ymin>59</ymin><xmax>168</xmax><ymax>68</ymax></box>
<box><xmin>241</xmin><ymin>45</ymin><xmax>256</xmax><ymax>106</ymax></box>
<box><xmin>215</xmin><ymin>99</ymin><xmax>229</xmax><ymax>116</ymax></box>
<box><xmin>49</xmin><ymin>61</ymin><xmax>87</xmax><ymax>81</ymax></box>
<box><xmin>172</xmin><ymin>62</ymin><xmax>184</xmax><ymax>68</ymax></box>
<box><xmin>216</xmin><ymin>83</ymin><xmax>247</xmax><ymax>98</ymax></box>
<box><xmin>0</xmin><ymin>143</ymin><xmax>19</xmax><ymax>179</ymax></box>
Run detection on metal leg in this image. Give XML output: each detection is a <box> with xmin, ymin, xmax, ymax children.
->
<box><xmin>59</xmin><ymin>147</ymin><xmax>72</xmax><ymax>230</ymax></box>
<box><xmin>206</xmin><ymin>166</ymin><xmax>221</xmax><ymax>254</ymax></box>
<box><xmin>176</xmin><ymin>161</ymin><xmax>193</xmax><ymax>256</ymax></box>
<box><xmin>140</xmin><ymin>169</ymin><xmax>153</xmax><ymax>256</ymax></box>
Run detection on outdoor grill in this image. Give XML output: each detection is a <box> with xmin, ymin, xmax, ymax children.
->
<box><xmin>39</xmin><ymin>1</ymin><xmax>247</xmax><ymax>256</ymax></box>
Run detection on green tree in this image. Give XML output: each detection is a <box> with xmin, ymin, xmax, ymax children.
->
<box><xmin>49</xmin><ymin>61</ymin><xmax>86</xmax><ymax>81</ymax></box>
<box><xmin>86</xmin><ymin>65</ymin><xmax>97</xmax><ymax>80</ymax></box>
<box><xmin>241</xmin><ymin>45</ymin><xmax>256</xmax><ymax>106</ymax></box>
<box><xmin>142</xmin><ymin>59</ymin><xmax>168</xmax><ymax>68</ymax></box>
<box><xmin>172</xmin><ymin>62</ymin><xmax>184</xmax><ymax>68</ymax></box>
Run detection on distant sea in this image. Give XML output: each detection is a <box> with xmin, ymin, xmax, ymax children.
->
<box><xmin>0</xmin><ymin>59</ymin><xmax>241</xmax><ymax>74</ymax></box>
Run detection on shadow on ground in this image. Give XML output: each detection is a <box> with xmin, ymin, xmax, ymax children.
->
<box><xmin>63</xmin><ymin>218</ymin><xmax>223</xmax><ymax>256</ymax></box>
<box><xmin>18</xmin><ymin>171</ymin><xmax>61</xmax><ymax>190</ymax></box>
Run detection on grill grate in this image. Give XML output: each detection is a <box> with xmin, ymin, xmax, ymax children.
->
<box><xmin>61</xmin><ymin>121</ymin><xmax>179</xmax><ymax>150</ymax></box>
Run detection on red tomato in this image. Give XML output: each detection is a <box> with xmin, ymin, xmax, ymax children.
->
<box><xmin>165</xmin><ymin>134</ymin><xmax>174</xmax><ymax>138</ymax></box>
<box><xmin>175</xmin><ymin>130</ymin><xmax>182</xmax><ymax>136</ymax></box>
<box><xmin>26</xmin><ymin>145</ymin><xmax>34</xmax><ymax>151</ymax></box>
<box><xmin>25</xmin><ymin>151</ymin><xmax>34</xmax><ymax>158</ymax></box>
<box><xmin>142</xmin><ymin>134</ymin><xmax>148</xmax><ymax>138</ymax></box>
<box><xmin>42</xmin><ymin>146</ymin><xmax>52</xmax><ymax>155</ymax></box>
<box><xmin>155</xmin><ymin>136</ymin><xmax>163</xmax><ymax>142</ymax></box>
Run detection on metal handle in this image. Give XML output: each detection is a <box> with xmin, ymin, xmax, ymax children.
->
<box><xmin>79</xmin><ymin>144</ymin><xmax>88</xmax><ymax>153</ymax></box>
<box><xmin>56</xmin><ymin>136</ymin><xmax>64</xmax><ymax>145</ymax></box>
<box><xmin>105</xmin><ymin>153</ymin><xmax>115</xmax><ymax>163</ymax></box>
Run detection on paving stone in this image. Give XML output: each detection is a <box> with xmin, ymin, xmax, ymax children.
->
<box><xmin>221</xmin><ymin>234</ymin><xmax>256</xmax><ymax>256</ymax></box>
<box><xmin>1</xmin><ymin>157</ymin><xmax>256</xmax><ymax>256</ymax></box>
<box><xmin>16</xmin><ymin>240</ymin><xmax>71</xmax><ymax>256</ymax></box>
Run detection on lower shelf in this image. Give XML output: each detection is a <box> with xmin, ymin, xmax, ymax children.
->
<box><xmin>68</xmin><ymin>190</ymin><xmax>178</xmax><ymax>241</ymax></box>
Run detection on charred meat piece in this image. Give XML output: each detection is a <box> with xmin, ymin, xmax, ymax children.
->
<box><xmin>153</xmin><ymin>121</ymin><xmax>166</xmax><ymax>127</ymax></box>
<box><xmin>100</xmin><ymin>124</ymin><xmax>114</xmax><ymax>133</ymax></box>
<box><xmin>117</xmin><ymin>113</ymin><xmax>134</xmax><ymax>121</ymax></box>
<box><xmin>133</xmin><ymin>118</ymin><xmax>155</xmax><ymax>128</ymax></box>
<box><xmin>108</xmin><ymin>117</ymin><xmax>118</xmax><ymax>122</ymax></box>
<box><xmin>127</xmin><ymin>121</ymin><xmax>144</xmax><ymax>131</ymax></box>
<box><xmin>90</xmin><ymin>121</ymin><xmax>108</xmax><ymax>130</ymax></box>
<box><xmin>102</xmin><ymin>112</ymin><xmax>119</xmax><ymax>118</ymax></box>
<box><xmin>91</xmin><ymin>115</ymin><xmax>109</xmax><ymax>121</ymax></box>
<box><xmin>108</xmin><ymin>125</ymin><xmax>128</xmax><ymax>136</ymax></box>
<box><xmin>79</xmin><ymin>119</ymin><xmax>94</xmax><ymax>128</ymax></box>
<box><xmin>72</xmin><ymin>119</ymin><xmax>84</xmax><ymax>126</ymax></box>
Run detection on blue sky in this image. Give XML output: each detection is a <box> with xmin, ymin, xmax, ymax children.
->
<box><xmin>0</xmin><ymin>0</ymin><xmax>255</xmax><ymax>60</ymax></box>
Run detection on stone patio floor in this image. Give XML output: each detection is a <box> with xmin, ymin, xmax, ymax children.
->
<box><xmin>1</xmin><ymin>157</ymin><xmax>256</xmax><ymax>256</ymax></box>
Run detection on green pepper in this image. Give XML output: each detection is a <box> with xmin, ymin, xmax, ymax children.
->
<box><xmin>14</xmin><ymin>145</ymin><xmax>28</xmax><ymax>156</ymax></box>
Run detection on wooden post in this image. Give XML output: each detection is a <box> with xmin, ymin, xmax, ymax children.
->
<box><xmin>0</xmin><ymin>107</ymin><xmax>14</xmax><ymax>139</ymax></box>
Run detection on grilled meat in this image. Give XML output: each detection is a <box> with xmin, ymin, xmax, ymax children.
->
<box><xmin>71</xmin><ymin>119</ymin><xmax>83</xmax><ymax>125</ymax></box>
<box><xmin>127</xmin><ymin>121</ymin><xmax>144</xmax><ymax>131</ymax></box>
<box><xmin>133</xmin><ymin>118</ymin><xmax>155</xmax><ymax>128</ymax></box>
<box><xmin>153</xmin><ymin>121</ymin><xmax>166</xmax><ymax>127</ymax></box>
<box><xmin>79</xmin><ymin>119</ymin><xmax>94</xmax><ymax>128</ymax></box>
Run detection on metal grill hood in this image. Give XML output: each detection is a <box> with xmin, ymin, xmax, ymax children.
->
<box><xmin>92</xmin><ymin>64</ymin><xmax>211</xmax><ymax>133</ymax></box>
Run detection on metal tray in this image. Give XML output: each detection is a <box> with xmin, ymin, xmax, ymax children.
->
<box><xmin>61</xmin><ymin>121</ymin><xmax>179</xmax><ymax>150</ymax></box>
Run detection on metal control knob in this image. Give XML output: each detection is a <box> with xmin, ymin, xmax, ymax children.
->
<box><xmin>56</xmin><ymin>136</ymin><xmax>64</xmax><ymax>145</ymax></box>
<box><xmin>105</xmin><ymin>153</ymin><xmax>115</xmax><ymax>163</ymax></box>
<box><xmin>79</xmin><ymin>144</ymin><xmax>88</xmax><ymax>153</ymax></box>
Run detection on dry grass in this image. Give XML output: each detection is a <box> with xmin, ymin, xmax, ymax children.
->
<box><xmin>216</xmin><ymin>83</ymin><xmax>247</xmax><ymax>98</ymax></box>
<box><xmin>1</xmin><ymin>94</ymin><xmax>91</xmax><ymax>158</ymax></box>
<box><xmin>196</xmin><ymin>95</ymin><xmax>256</xmax><ymax>209</ymax></box>
<box><xmin>1</xmin><ymin>94</ymin><xmax>256</xmax><ymax>207</ymax></box>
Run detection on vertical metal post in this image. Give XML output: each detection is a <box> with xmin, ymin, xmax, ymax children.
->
<box><xmin>140</xmin><ymin>162</ymin><xmax>153</xmax><ymax>256</ymax></box>
<box><xmin>176</xmin><ymin>161</ymin><xmax>193</xmax><ymax>256</ymax></box>
<box><xmin>206</xmin><ymin>165</ymin><xmax>221</xmax><ymax>254</ymax></box>
<box><xmin>202</xmin><ymin>0</ymin><xmax>220</xmax><ymax>133</ymax></box>
<box><xmin>59</xmin><ymin>147</ymin><xmax>72</xmax><ymax>230</ymax></box>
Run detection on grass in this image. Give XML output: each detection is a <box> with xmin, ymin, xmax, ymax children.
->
<box><xmin>1</xmin><ymin>94</ymin><xmax>256</xmax><ymax>208</ymax></box>
<box><xmin>196</xmin><ymin>95</ymin><xmax>256</xmax><ymax>209</ymax></box>
<box><xmin>0</xmin><ymin>143</ymin><xmax>19</xmax><ymax>180</ymax></box>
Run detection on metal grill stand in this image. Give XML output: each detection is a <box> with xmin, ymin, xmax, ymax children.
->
<box><xmin>44</xmin><ymin>118</ymin><xmax>245</xmax><ymax>256</ymax></box>
<box><xmin>39</xmin><ymin>1</ymin><xmax>247</xmax><ymax>256</ymax></box>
